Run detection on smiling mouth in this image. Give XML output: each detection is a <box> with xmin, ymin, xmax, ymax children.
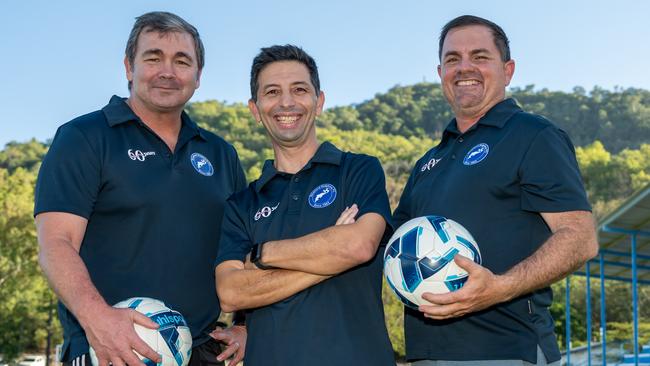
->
<box><xmin>275</xmin><ymin>115</ymin><xmax>301</xmax><ymax>126</ymax></box>
<box><xmin>456</xmin><ymin>80</ymin><xmax>481</xmax><ymax>86</ymax></box>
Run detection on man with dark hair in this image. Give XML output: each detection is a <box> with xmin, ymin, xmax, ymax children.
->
<box><xmin>35</xmin><ymin>11</ymin><xmax>246</xmax><ymax>366</ymax></box>
<box><xmin>393</xmin><ymin>15</ymin><xmax>598</xmax><ymax>365</ymax></box>
<box><xmin>213</xmin><ymin>44</ymin><xmax>395</xmax><ymax>366</ymax></box>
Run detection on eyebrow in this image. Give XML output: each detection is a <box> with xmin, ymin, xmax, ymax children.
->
<box><xmin>262</xmin><ymin>81</ymin><xmax>311</xmax><ymax>90</ymax></box>
<box><xmin>443</xmin><ymin>48</ymin><xmax>492</xmax><ymax>59</ymax></box>
<box><xmin>141</xmin><ymin>48</ymin><xmax>194</xmax><ymax>61</ymax></box>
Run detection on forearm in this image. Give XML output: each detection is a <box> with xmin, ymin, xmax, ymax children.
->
<box><xmin>498</xmin><ymin>211</ymin><xmax>598</xmax><ymax>301</ymax></box>
<box><xmin>262</xmin><ymin>213</ymin><xmax>385</xmax><ymax>275</ymax></box>
<box><xmin>216</xmin><ymin>265</ymin><xmax>330</xmax><ymax>312</ymax></box>
<box><xmin>36</xmin><ymin>213</ymin><xmax>109</xmax><ymax>327</ymax></box>
<box><xmin>39</xmin><ymin>239</ymin><xmax>109</xmax><ymax>325</ymax></box>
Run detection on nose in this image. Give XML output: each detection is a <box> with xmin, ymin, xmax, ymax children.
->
<box><xmin>158</xmin><ymin>60</ymin><xmax>175</xmax><ymax>79</ymax></box>
<box><xmin>457</xmin><ymin>57</ymin><xmax>475</xmax><ymax>72</ymax></box>
<box><xmin>279</xmin><ymin>91</ymin><xmax>295</xmax><ymax>108</ymax></box>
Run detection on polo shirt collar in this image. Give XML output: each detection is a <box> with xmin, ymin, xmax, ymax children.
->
<box><xmin>443</xmin><ymin>98</ymin><xmax>522</xmax><ymax>136</ymax></box>
<box><xmin>102</xmin><ymin>95</ymin><xmax>207</xmax><ymax>140</ymax></box>
<box><xmin>255</xmin><ymin>141</ymin><xmax>343</xmax><ymax>192</ymax></box>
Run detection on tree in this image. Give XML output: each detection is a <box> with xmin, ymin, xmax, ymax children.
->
<box><xmin>0</xmin><ymin>139</ymin><xmax>48</xmax><ymax>173</ymax></box>
<box><xmin>0</xmin><ymin>167</ymin><xmax>61</xmax><ymax>360</ymax></box>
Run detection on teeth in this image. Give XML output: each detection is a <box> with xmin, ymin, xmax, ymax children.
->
<box><xmin>457</xmin><ymin>80</ymin><xmax>479</xmax><ymax>86</ymax></box>
<box><xmin>277</xmin><ymin>116</ymin><xmax>299</xmax><ymax>122</ymax></box>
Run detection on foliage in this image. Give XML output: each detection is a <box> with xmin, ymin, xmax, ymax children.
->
<box><xmin>320</xmin><ymin>83</ymin><xmax>650</xmax><ymax>154</ymax></box>
<box><xmin>606</xmin><ymin>322</ymin><xmax>650</xmax><ymax>349</ymax></box>
<box><xmin>0</xmin><ymin>167</ymin><xmax>60</xmax><ymax>360</ymax></box>
<box><xmin>0</xmin><ymin>139</ymin><xmax>48</xmax><ymax>174</ymax></box>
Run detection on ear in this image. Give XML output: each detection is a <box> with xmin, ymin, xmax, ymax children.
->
<box><xmin>248</xmin><ymin>99</ymin><xmax>261</xmax><ymax>123</ymax></box>
<box><xmin>504</xmin><ymin>59</ymin><xmax>515</xmax><ymax>86</ymax></box>
<box><xmin>315</xmin><ymin>91</ymin><xmax>325</xmax><ymax>116</ymax></box>
<box><xmin>437</xmin><ymin>64</ymin><xmax>442</xmax><ymax>79</ymax></box>
<box><xmin>124</xmin><ymin>56</ymin><xmax>133</xmax><ymax>83</ymax></box>
<box><xmin>195</xmin><ymin>68</ymin><xmax>202</xmax><ymax>89</ymax></box>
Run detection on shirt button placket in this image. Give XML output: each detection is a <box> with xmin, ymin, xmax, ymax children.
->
<box><xmin>288</xmin><ymin>174</ymin><xmax>302</xmax><ymax>213</ymax></box>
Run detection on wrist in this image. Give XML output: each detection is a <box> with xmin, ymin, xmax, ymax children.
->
<box><xmin>496</xmin><ymin>272</ymin><xmax>521</xmax><ymax>302</ymax></box>
<box><xmin>250</xmin><ymin>243</ymin><xmax>275</xmax><ymax>270</ymax></box>
<box><xmin>75</xmin><ymin>297</ymin><xmax>111</xmax><ymax>329</ymax></box>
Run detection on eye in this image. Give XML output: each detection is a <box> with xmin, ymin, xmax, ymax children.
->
<box><xmin>265</xmin><ymin>89</ymin><xmax>280</xmax><ymax>96</ymax></box>
<box><xmin>294</xmin><ymin>87</ymin><xmax>308</xmax><ymax>94</ymax></box>
<box><xmin>444</xmin><ymin>56</ymin><xmax>459</xmax><ymax>65</ymax></box>
<box><xmin>145</xmin><ymin>57</ymin><xmax>160</xmax><ymax>63</ymax></box>
<box><xmin>176</xmin><ymin>59</ymin><xmax>191</xmax><ymax>66</ymax></box>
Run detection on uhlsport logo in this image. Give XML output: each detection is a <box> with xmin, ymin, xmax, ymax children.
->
<box><xmin>127</xmin><ymin>149</ymin><xmax>156</xmax><ymax>162</ymax></box>
<box><xmin>308</xmin><ymin>183</ymin><xmax>337</xmax><ymax>208</ymax></box>
<box><xmin>254</xmin><ymin>202</ymin><xmax>280</xmax><ymax>221</ymax></box>
<box><xmin>190</xmin><ymin>153</ymin><xmax>214</xmax><ymax>176</ymax></box>
<box><xmin>463</xmin><ymin>143</ymin><xmax>489</xmax><ymax>166</ymax></box>
<box><xmin>421</xmin><ymin>157</ymin><xmax>442</xmax><ymax>172</ymax></box>
<box><xmin>150</xmin><ymin>310</ymin><xmax>188</xmax><ymax>329</ymax></box>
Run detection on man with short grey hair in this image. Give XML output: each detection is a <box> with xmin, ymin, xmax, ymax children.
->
<box><xmin>35</xmin><ymin>11</ymin><xmax>246</xmax><ymax>366</ymax></box>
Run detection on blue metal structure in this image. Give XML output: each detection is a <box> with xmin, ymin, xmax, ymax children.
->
<box><xmin>564</xmin><ymin>183</ymin><xmax>650</xmax><ymax>366</ymax></box>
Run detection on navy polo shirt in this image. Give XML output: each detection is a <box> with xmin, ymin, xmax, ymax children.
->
<box><xmin>393</xmin><ymin>98</ymin><xmax>590</xmax><ymax>363</ymax></box>
<box><xmin>34</xmin><ymin>96</ymin><xmax>246</xmax><ymax>361</ymax></box>
<box><xmin>215</xmin><ymin>142</ymin><xmax>395</xmax><ymax>366</ymax></box>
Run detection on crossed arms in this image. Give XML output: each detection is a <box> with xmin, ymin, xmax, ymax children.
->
<box><xmin>215</xmin><ymin>205</ymin><xmax>387</xmax><ymax>312</ymax></box>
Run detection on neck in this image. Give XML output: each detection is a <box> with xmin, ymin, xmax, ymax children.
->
<box><xmin>126</xmin><ymin>98</ymin><xmax>183</xmax><ymax>151</ymax></box>
<box><xmin>272</xmin><ymin>138</ymin><xmax>320</xmax><ymax>174</ymax></box>
<box><xmin>454</xmin><ymin>97</ymin><xmax>506</xmax><ymax>133</ymax></box>
<box><xmin>455</xmin><ymin>116</ymin><xmax>482</xmax><ymax>133</ymax></box>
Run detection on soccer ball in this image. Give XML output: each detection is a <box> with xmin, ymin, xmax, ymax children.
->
<box><xmin>384</xmin><ymin>216</ymin><xmax>481</xmax><ymax>308</ymax></box>
<box><xmin>89</xmin><ymin>297</ymin><xmax>192</xmax><ymax>366</ymax></box>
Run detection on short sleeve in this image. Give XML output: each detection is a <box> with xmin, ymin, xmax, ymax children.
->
<box><xmin>215</xmin><ymin>197</ymin><xmax>254</xmax><ymax>266</ymax></box>
<box><xmin>519</xmin><ymin>126</ymin><xmax>591</xmax><ymax>213</ymax></box>
<box><xmin>34</xmin><ymin>124</ymin><xmax>101</xmax><ymax>219</ymax></box>
<box><xmin>230</xmin><ymin>145</ymin><xmax>247</xmax><ymax>193</ymax></box>
<box><xmin>391</xmin><ymin>162</ymin><xmax>420</xmax><ymax>230</ymax></box>
<box><xmin>342</xmin><ymin>155</ymin><xmax>394</xmax><ymax>234</ymax></box>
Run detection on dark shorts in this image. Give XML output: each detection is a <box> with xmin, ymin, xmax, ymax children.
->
<box><xmin>188</xmin><ymin>339</ymin><xmax>225</xmax><ymax>366</ymax></box>
<box><xmin>63</xmin><ymin>354</ymin><xmax>89</xmax><ymax>366</ymax></box>
<box><xmin>65</xmin><ymin>340</ymin><xmax>225</xmax><ymax>366</ymax></box>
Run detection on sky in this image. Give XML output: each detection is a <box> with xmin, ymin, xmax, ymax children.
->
<box><xmin>2</xmin><ymin>0</ymin><xmax>649</xmax><ymax>147</ymax></box>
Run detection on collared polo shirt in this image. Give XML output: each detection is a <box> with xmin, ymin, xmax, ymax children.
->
<box><xmin>393</xmin><ymin>98</ymin><xmax>591</xmax><ymax>363</ymax></box>
<box><xmin>215</xmin><ymin>142</ymin><xmax>395</xmax><ymax>366</ymax></box>
<box><xmin>34</xmin><ymin>95</ymin><xmax>246</xmax><ymax>361</ymax></box>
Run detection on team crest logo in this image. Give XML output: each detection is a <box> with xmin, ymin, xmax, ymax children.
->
<box><xmin>308</xmin><ymin>184</ymin><xmax>337</xmax><ymax>208</ymax></box>
<box><xmin>463</xmin><ymin>143</ymin><xmax>489</xmax><ymax>166</ymax></box>
<box><xmin>190</xmin><ymin>153</ymin><xmax>214</xmax><ymax>176</ymax></box>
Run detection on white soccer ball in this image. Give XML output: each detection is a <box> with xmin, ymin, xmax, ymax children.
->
<box><xmin>89</xmin><ymin>297</ymin><xmax>192</xmax><ymax>366</ymax></box>
<box><xmin>384</xmin><ymin>215</ymin><xmax>482</xmax><ymax>307</ymax></box>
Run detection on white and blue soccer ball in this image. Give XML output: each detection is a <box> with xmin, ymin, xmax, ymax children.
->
<box><xmin>89</xmin><ymin>297</ymin><xmax>192</xmax><ymax>366</ymax></box>
<box><xmin>384</xmin><ymin>216</ymin><xmax>482</xmax><ymax>308</ymax></box>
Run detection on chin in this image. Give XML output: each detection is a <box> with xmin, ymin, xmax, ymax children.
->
<box><xmin>455</xmin><ymin>96</ymin><xmax>484</xmax><ymax>109</ymax></box>
<box><xmin>152</xmin><ymin>97</ymin><xmax>188</xmax><ymax>109</ymax></box>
